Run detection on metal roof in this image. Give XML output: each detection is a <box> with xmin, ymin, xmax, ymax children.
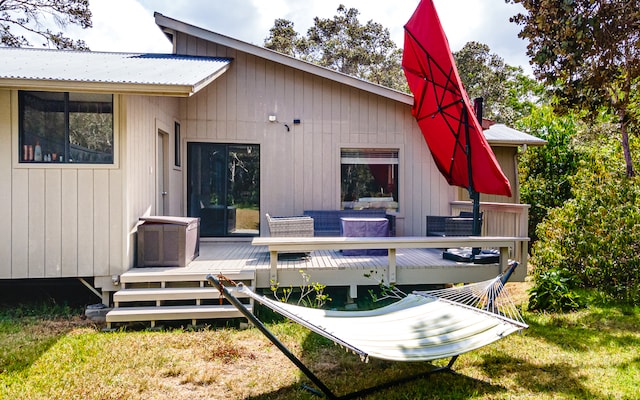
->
<box><xmin>0</xmin><ymin>47</ymin><xmax>231</xmax><ymax>96</ymax></box>
<box><xmin>484</xmin><ymin>124</ymin><xmax>547</xmax><ymax>147</ymax></box>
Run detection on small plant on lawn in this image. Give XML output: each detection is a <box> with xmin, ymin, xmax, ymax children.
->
<box><xmin>528</xmin><ymin>268</ymin><xmax>584</xmax><ymax>312</ymax></box>
<box><xmin>364</xmin><ymin>269</ymin><xmax>406</xmax><ymax>302</ymax></box>
<box><xmin>270</xmin><ymin>270</ymin><xmax>331</xmax><ymax>308</ymax></box>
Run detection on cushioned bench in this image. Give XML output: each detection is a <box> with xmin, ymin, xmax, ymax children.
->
<box><xmin>303</xmin><ymin>209</ymin><xmax>396</xmax><ymax>236</ymax></box>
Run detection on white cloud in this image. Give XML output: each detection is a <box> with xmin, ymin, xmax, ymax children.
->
<box><xmin>66</xmin><ymin>0</ymin><xmax>171</xmax><ymax>53</ymax></box>
<box><xmin>63</xmin><ymin>0</ymin><xmax>530</xmax><ymax>74</ymax></box>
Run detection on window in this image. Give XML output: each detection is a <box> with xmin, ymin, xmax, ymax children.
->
<box><xmin>19</xmin><ymin>91</ymin><xmax>114</xmax><ymax>164</ymax></box>
<box><xmin>341</xmin><ymin>148</ymin><xmax>399</xmax><ymax>212</ymax></box>
<box><xmin>174</xmin><ymin>121</ymin><xmax>181</xmax><ymax>167</ymax></box>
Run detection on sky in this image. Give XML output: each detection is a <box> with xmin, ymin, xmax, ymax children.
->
<box><xmin>65</xmin><ymin>0</ymin><xmax>532</xmax><ymax>75</ymax></box>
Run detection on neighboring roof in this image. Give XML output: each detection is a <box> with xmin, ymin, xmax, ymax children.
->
<box><xmin>0</xmin><ymin>47</ymin><xmax>231</xmax><ymax>96</ymax></box>
<box><xmin>483</xmin><ymin>124</ymin><xmax>547</xmax><ymax>147</ymax></box>
<box><xmin>154</xmin><ymin>12</ymin><xmax>413</xmax><ymax>105</ymax></box>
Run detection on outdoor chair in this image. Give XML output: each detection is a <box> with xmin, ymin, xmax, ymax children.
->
<box><xmin>265</xmin><ymin>213</ymin><xmax>314</xmax><ymax>259</ymax></box>
<box><xmin>426</xmin><ymin>212</ymin><xmax>482</xmax><ymax>237</ymax></box>
<box><xmin>265</xmin><ymin>213</ymin><xmax>314</xmax><ymax>237</ymax></box>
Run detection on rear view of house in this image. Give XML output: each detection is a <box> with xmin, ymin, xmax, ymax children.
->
<box><xmin>0</xmin><ymin>12</ymin><xmax>544</xmax><ymax>307</ymax></box>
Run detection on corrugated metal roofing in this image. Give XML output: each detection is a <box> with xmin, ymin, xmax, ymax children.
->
<box><xmin>484</xmin><ymin>124</ymin><xmax>547</xmax><ymax>146</ymax></box>
<box><xmin>0</xmin><ymin>47</ymin><xmax>231</xmax><ymax>95</ymax></box>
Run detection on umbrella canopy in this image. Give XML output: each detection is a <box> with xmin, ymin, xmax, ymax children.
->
<box><xmin>402</xmin><ymin>0</ymin><xmax>512</xmax><ymax>197</ymax></box>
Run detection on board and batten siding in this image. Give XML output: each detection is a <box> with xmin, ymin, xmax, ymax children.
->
<box><xmin>175</xmin><ymin>33</ymin><xmax>455</xmax><ymax>237</ymax></box>
<box><xmin>122</xmin><ymin>95</ymin><xmax>181</xmax><ymax>269</ymax></box>
<box><xmin>457</xmin><ymin>147</ymin><xmax>520</xmax><ymax>204</ymax></box>
<box><xmin>0</xmin><ymin>90</ymin><xmax>124</xmax><ymax>279</ymax></box>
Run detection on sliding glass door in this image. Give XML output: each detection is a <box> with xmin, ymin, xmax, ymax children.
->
<box><xmin>187</xmin><ymin>143</ymin><xmax>260</xmax><ymax>237</ymax></box>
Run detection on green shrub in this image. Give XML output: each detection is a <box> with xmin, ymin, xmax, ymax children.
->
<box><xmin>528</xmin><ymin>268</ymin><xmax>584</xmax><ymax>312</ymax></box>
<box><xmin>531</xmin><ymin>135</ymin><xmax>640</xmax><ymax>306</ymax></box>
<box><xmin>517</xmin><ymin>106</ymin><xmax>583</xmax><ymax>244</ymax></box>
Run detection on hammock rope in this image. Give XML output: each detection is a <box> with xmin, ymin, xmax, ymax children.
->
<box><xmin>231</xmin><ymin>264</ymin><xmax>527</xmax><ymax>363</ymax></box>
<box><xmin>207</xmin><ymin>262</ymin><xmax>527</xmax><ymax>399</ymax></box>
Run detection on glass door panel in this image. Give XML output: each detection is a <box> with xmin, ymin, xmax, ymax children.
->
<box><xmin>187</xmin><ymin>143</ymin><xmax>259</xmax><ymax>237</ymax></box>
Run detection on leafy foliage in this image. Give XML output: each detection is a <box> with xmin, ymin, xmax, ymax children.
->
<box><xmin>517</xmin><ymin>105</ymin><xmax>583</xmax><ymax>243</ymax></box>
<box><xmin>0</xmin><ymin>0</ymin><xmax>92</xmax><ymax>49</ymax></box>
<box><xmin>508</xmin><ymin>0</ymin><xmax>640</xmax><ymax>177</ymax></box>
<box><xmin>264</xmin><ymin>5</ymin><xmax>406</xmax><ymax>92</ymax></box>
<box><xmin>270</xmin><ymin>270</ymin><xmax>331</xmax><ymax>308</ymax></box>
<box><xmin>528</xmin><ymin>268</ymin><xmax>584</xmax><ymax>312</ymax></box>
<box><xmin>531</xmin><ymin>133</ymin><xmax>640</xmax><ymax>305</ymax></box>
<box><xmin>453</xmin><ymin>41</ymin><xmax>544</xmax><ymax>125</ymax></box>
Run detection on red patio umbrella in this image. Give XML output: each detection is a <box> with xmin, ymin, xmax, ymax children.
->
<box><xmin>402</xmin><ymin>0</ymin><xmax>512</xmax><ymax>213</ymax></box>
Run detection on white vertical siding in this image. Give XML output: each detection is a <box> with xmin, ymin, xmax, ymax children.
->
<box><xmin>175</xmin><ymin>34</ymin><xmax>453</xmax><ymax>236</ymax></box>
<box><xmin>0</xmin><ymin>90</ymin><xmax>12</xmax><ymax>278</ymax></box>
<box><xmin>44</xmin><ymin>169</ymin><xmax>62</xmax><ymax>277</ymax></box>
<box><xmin>0</xmin><ymin>91</ymin><xmax>142</xmax><ymax>279</ymax></box>
<box><xmin>122</xmin><ymin>95</ymin><xmax>180</xmax><ymax>269</ymax></box>
<box><xmin>61</xmin><ymin>169</ymin><xmax>78</xmax><ymax>276</ymax></box>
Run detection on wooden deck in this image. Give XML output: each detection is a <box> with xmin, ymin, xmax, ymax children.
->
<box><xmin>108</xmin><ymin>238</ymin><xmax>527</xmax><ymax>327</ymax></box>
<box><xmin>124</xmin><ymin>239</ymin><xmax>526</xmax><ymax>299</ymax></box>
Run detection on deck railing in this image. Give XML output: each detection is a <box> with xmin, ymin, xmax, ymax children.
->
<box><xmin>450</xmin><ymin>201</ymin><xmax>530</xmax><ymax>266</ymax></box>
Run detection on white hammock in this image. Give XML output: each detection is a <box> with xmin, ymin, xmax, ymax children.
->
<box><xmin>236</xmin><ymin>274</ymin><xmax>528</xmax><ymax>363</ymax></box>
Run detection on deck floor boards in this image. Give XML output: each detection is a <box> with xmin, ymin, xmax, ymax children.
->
<box><xmin>124</xmin><ymin>240</ymin><xmax>513</xmax><ymax>290</ymax></box>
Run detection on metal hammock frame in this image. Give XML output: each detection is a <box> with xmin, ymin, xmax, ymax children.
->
<box><xmin>206</xmin><ymin>262</ymin><xmax>526</xmax><ymax>399</ymax></box>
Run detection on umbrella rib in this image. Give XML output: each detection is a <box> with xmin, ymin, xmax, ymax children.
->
<box><xmin>404</xmin><ymin>25</ymin><xmax>482</xmax><ymax>189</ymax></box>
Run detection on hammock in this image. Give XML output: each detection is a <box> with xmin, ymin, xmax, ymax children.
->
<box><xmin>207</xmin><ymin>262</ymin><xmax>527</xmax><ymax>399</ymax></box>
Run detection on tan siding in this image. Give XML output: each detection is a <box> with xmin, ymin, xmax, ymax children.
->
<box><xmin>28</xmin><ymin>170</ymin><xmax>45</xmax><ymax>277</ymax></box>
<box><xmin>122</xmin><ymin>95</ymin><xmax>180</xmax><ymax>270</ymax></box>
<box><xmin>0</xmin><ymin>90</ymin><xmax>12</xmax><ymax>278</ymax></box>
<box><xmin>93</xmin><ymin>170</ymin><xmax>110</xmax><ymax>276</ymax></box>
<box><xmin>77</xmin><ymin>169</ymin><xmax>94</xmax><ymax>276</ymax></box>
<box><xmin>45</xmin><ymin>169</ymin><xmax>62</xmax><ymax>277</ymax></box>
<box><xmin>457</xmin><ymin>147</ymin><xmax>518</xmax><ymax>204</ymax></box>
<box><xmin>61</xmin><ymin>169</ymin><xmax>78</xmax><ymax>276</ymax></box>
<box><xmin>11</xmin><ymin>169</ymin><xmax>28</xmax><ymax>278</ymax></box>
<box><xmin>175</xmin><ymin>39</ymin><xmax>453</xmax><ymax>237</ymax></box>
<box><xmin>0</xmin><ymin>90</ymin><xmax>129</xmax><ymax>280</ymax></box>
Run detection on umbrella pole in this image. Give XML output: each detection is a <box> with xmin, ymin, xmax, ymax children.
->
<box><xmin>470</xmin><ymin>98</ymin><xmax>484</xmax><ymax>238</ymax></box>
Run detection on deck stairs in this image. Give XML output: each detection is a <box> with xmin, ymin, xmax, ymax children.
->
<box><xmin>105</xmin><ymin>268</ymin><xmax>255</xmax><ymax>329</ymax></box>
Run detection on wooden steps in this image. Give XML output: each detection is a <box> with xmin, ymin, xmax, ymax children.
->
<box><xmin>106</xmin><ymin>268</ymin><xmax>255</xmax><ymax>329</ymax></box>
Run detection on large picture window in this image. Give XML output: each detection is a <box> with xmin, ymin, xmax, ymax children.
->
<box><xmin>341</xmin><ymin>148</ymin><xmax>399</xmax><ymax>212</ymax></box>
<box><xmin>19</xmin><ymin>91</ymin><xmax>114</xmax><ymax>164</ymax></box>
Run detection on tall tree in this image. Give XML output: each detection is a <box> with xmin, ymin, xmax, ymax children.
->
<box><xmin>264</xmin><ymin>18</ymin><xmax>304</xmax><ymax>58</ymax></box>
<box><xmin>508</xmin><ymin>0</ymin><xmax>640</xmax><ymax>177</ymax></box>
<box><xmin>264</xmin><ymin>5</ymin><xmax>406</xmax><ymax>92</ymax></box>
<box><xmin>453</xmin><ymin>41</ymin><xmax>544</xmax><ymax>125</ymax></box>
<box><xmin>0</xmin><ymin>0</ymin><xmax>92</xmax><ymax>49</ymax></box>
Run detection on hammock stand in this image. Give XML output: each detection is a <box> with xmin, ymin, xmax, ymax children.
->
<box><xmin>206</xmin><ymin>262</ymin><xmax>526</xmax><ymax>399</ymax></box>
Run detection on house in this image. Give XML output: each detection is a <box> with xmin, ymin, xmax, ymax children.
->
<box><xmin>0</xmin><ymin>13</ymin><xmax>545</xmax><ymax>306</ymax></box>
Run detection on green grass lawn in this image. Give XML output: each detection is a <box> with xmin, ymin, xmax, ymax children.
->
<box><xmin>1</xmin><ymin>290</ymin><xmax>638</xmax><ymax>400</ymax></box>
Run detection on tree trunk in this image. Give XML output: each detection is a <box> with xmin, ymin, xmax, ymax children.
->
<box><xmin>619</xmin><ymin>108</ymin><xmax>635</xmax><ymax>178</ymax></box>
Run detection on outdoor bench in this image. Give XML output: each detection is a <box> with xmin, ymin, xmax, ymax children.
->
<box><xmin>252</xmin><ymin>235</ymin><xmax>528</xmax><ymax>285</ymax></box>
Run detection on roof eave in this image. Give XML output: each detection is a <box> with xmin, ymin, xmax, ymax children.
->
<box><xmin>191</xmin><ymin>62</ymin><xmax>231</xmax><ymax>94</ymax></box>
<box><xmin>0</xmin><ymin>79</ymin><xmax>204</xmax><ymax>97</ymax></box>
<box><xmin>486</xmin><ymin>139</ymin><xmax>548</xmax><ymax>147</ymax></box>
<box><xmin>154</xmin><ymin>12</ymin><xmax>414</xmax><ymax>105</ymax></box>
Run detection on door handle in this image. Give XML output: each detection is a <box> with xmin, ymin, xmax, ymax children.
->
<box><xmin>161</xmin><ymin>191</ymin><xmax>168</xmax><ymax>195</ymax></box>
